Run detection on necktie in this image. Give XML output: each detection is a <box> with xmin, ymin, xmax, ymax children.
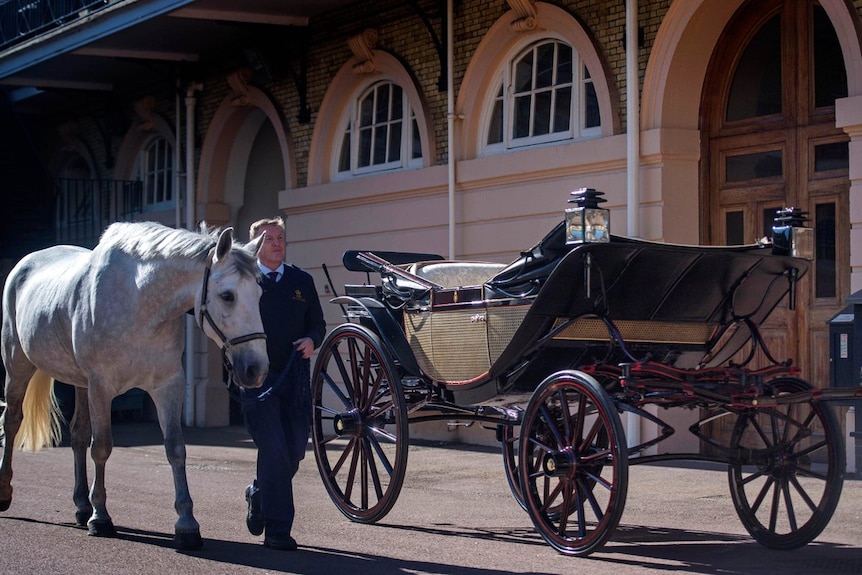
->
<box><xmin>268</xmin><ymin>271</ymin><xmax>278</xmax><ymax>282</ymax></box>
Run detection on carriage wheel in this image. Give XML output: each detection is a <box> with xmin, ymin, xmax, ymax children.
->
<box><xmin>519</xmin><ymin>370</ymin><xmax>628</xmax><ymax>556</ymax></box>
<box><xmin>727</xmin><ymin>376</ymin><xmax>844</xmax><ymax>550</ymax></box>
<box><xmin>500</xmin><ymin>423</ymin><xmax>526</xmax><ymax>511</ymax></box>
<box><xmin>311</xmin><ymin>323</ymin><xmax>408</xmax><ymax>523</ymax></box>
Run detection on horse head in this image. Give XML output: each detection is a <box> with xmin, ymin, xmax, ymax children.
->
<box><xmin>196</xmin><ymin>227</ymin><xmax>269</xmax><ymax>389</ymax></box>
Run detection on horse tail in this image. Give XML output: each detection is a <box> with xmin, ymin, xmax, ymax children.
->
<box><xmin>16</xmin><ymin>370</ymin><xmax>63</xmax><ymax>452</ymax></box>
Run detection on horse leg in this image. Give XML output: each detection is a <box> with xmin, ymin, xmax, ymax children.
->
<box><xmin>70</xmin><ymin>386</ymin><xmax>93</xmax><ymax>526</ymax></box>
<box><xmin>0</xmin><ymin>365</ymin><xmax>35</xmax><ymax>511</ymax></box>
<box><xmin>151</xmin><ymin>378</ymin><xmax>202</xmax><ymax>550</ymax></box>
<box><xmin>85</xmin><ymin>389</ymin><xmax>116</xmax><ymax>537</ymax></box>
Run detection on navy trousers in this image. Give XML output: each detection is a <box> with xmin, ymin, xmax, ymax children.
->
<box><xmin>241</xmin><ymin>360</ymin><xmax>311</xmax><ymax>537</ymax></box>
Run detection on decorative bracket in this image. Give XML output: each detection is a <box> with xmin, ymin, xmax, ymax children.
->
<box><xmin>227</xmin><ymin>68</ymin><xmax>253</xmax><ymax>107</ymax></box>
<box><xmin>507</xmin><ymin>0</ymin><xmax>538</xmax><ymax>32</ymax></box>
<box><xmin>134</xmin><ymin>96</ymin><xmax>155</xmax><ymax>131</ymax></box>
<box><xmin>348</xmin><ymin>29</ymin><xmax>379</xmax><ymax>74</ymax></box>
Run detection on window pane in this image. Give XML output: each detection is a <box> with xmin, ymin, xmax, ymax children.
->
<box><xmin>141</xmin><ymin>138</ymin><xmax>173</xmax><ymax>206</ymax></box>
<box><xmin>813</xmin><ymin>6</ymin><xmax>847</xmax><ymax>108</ymax></box>
<box><xmin>388</xmin><ymin>120</ymin><xmax>402</xmax><ymax>162</ymax></box>
<box><xmin>411</xmin><ymin>116</ymin><xmax>422</xmax><ymax>159</ymax></box>
<box><xmin>726</xmin><ymin>150</ymin><xmax>782</xmax><ymax>182</ymax></box>
<box><xmin>391</xmin><ymin>85</ymin><xmax>404</xmax><ymax>120</ymax></box>
<box><xmin>146</xmin><ymin>174</ymin><xmax>156</xmax><ymax>204</ymax></box>
<box><xmin>762</xmin><ymin>208</ymin><xmax>774</xmax><ymax>242</ymax></box>
<box><xmin>358</xmin><ymin>127</ymin><xmax>372</xmax><ymax>167</ymax></box>
<box><xmin>535</xmin><ymin>43</ymin><xmax>555</xmax><ymax>89</ymax></box>
<box><xmin>359</xmin><ymin>95</ymin><xmax>374</xmax><ymax>126</ymax></box>
<box><xmin>338</xmin><ymin>131</ymin><xmax>351</xmax><ymax>172</ymax></box>
<box><xmin>726</xmin><ymin>211</ymin><xmax>744</xmax><ymax>245</ymax></box>
<box><xmin>487</xmin><ymin>97</ymin><xmax>504</xmax><ymax>144</ymax></box>
<box><xmin>557</xmin><ymin>44</ymin><xmax>573</xmax><ymax>85</ymax></box>
<box><xmin>814</xmin><ymin>141</ymin><xmax>849</xmax><ymax>172</ymax></box>
<box><xmin>375</xmin><ymin>84</ymin><xmax>390</xmax><ymax>121</ymax></box>
<box><xmin>515</xmin><ymin>52</ymin><xmax>534</xmax><ymax>93</ymax></box>
<box><xmin>815</xmin><ymin>203</ymin><xmax>836</xmax><ymax>298</ymax></box>
<box><xmin>514</xmin><ymin>95</ymin><xmax>531</xmax><ymax>138</ymax></box>
<box><xmin>726</xmin><ymin>15</ymin><xmax>782</xmax><ymax>121</ymax></box>
<box><xmin>373</xmin><ymin>126</ymin><xmax>387</xmax><ymax>164</ymax></box>
<box><xmin>554</xmin><ymin>86</ymin><xmax>572</xmax><ymax>133</ymax></box>
<box><xmin>533</xmin><ymin>91</ymin><xmax>552</xmax><ymax>136</ymax></box>
<box><xmin>584</xmin><ymin>75</ymin><xmax>600</xmax><ymax>128</ymax></box>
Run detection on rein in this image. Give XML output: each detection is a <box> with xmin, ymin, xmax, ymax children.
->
<box><xmin>197</xmin><ymin>251</ymin><xmax>267</xmax><ymax>357</ymax></box>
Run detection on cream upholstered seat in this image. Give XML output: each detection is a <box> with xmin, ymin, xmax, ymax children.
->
<box><xmin>408</xmin><ymin>261</ymin><xmax>506</xmax><ymax>289</ymax></box>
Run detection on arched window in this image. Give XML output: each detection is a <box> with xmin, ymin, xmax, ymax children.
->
<box><xmin>485</xmin><ymin>39</ymin><xmax>600</xmax><ymax>153</ymax></box>
<box><xmin>337</xmin><ymin>81</ymin><xmax>423</xmax><ymax>177</ymax></box>
<box><xmin>134</xmin><ymin>136</ymin><xmax>174</xmax><ymax>209</ymax></box>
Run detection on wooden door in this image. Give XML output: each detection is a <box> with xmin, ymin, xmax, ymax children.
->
<box><xmin>700</xmin><ymin>0</ymin><xmax>850</xmax><ymax>446</ymax></box>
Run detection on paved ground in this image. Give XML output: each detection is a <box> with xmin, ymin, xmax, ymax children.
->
<box><xmin>0</xmin><ymin>421</ymin><xmax>860</xmax><ymax>575</ymax></box>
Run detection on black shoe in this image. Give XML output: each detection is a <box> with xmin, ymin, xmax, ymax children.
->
<box><xmin>245</xmin><ymin>484</ymin><xmax>264</xmax><ymax>536</ymax></box>
<box><xmin>264</xmin><ymin>535</ymin><xmax>298</xmax><ymax>551</ymax></box>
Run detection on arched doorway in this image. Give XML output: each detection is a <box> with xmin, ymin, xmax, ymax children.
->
<box><xmin>701</xmin><ymin>0</ymin><xmax>850</xmax><ymax>385</ymax></box>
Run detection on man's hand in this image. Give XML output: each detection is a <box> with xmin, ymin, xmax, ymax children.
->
<box><xmin>293</xmin><ymin>337</ymin><xmax>315</xmax><ymax>359</ymax></box>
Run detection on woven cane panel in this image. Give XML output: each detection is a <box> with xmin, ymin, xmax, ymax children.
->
<box><xmin>487</xmin><ymin>304</ymin><xmax>531</xmax><ymax>364</ymax></box>
<box><xmin>405</xmin><ymin>311</ymin><xmax>434</xmax><ymax>377</ymax></box>
<box><xmin>552</xmin><ymin>318</ymin><xmax>716</xmax><ymax>345</ymax></box>
<box><xmin>405</xmin><ymin>310</ymin><xmax>490</xmax><ymax>382</ymax></box>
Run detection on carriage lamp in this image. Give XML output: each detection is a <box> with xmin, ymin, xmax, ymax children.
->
<box><xmin>565</xmin><ymin>188</ymin><xmax>610</xmax><ymax>244</ymax></box>
<box><xmin>772</xmin><ymin>207</ymin><xmax>813</xmax><ymax>260</ymax></box>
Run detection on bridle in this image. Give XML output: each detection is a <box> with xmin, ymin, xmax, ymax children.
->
<box><xmin>197</xmin><ymin>251</ymin><xmax>267</xmax><ymax>356</ymax></box>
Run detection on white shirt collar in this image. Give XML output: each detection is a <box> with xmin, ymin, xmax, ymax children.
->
<box><xmin>258</xmin><ymin>262</ymin><xmax>283</xmax><ymax>275</ymax></box>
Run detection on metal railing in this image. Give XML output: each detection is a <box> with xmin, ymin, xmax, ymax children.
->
<box><xmin>0</xmin><ymin>1</ymin><xmax>112</xmax><ymax>51</ymax></box>
<box><xmin>54</xmin><ymin>178</ymin><xmax>142</xmax><ymax>247</ymax></box>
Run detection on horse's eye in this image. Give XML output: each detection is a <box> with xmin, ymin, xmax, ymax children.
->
<box><xmin>220</xmin><ymin>291</ymin><xmax>235</xmax><ymax>303</ymax></box>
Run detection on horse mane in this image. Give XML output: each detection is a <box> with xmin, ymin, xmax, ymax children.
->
<box><xmin>97</xmin><ymin>221</ymin><xmax>259</xmax><ymax>278</ymax></box>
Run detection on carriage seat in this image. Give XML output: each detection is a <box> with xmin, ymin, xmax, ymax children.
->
<box><xmin>407</xmin><ymin>261</ymin><xmax>507</xmax><ymax>289</ymax></box>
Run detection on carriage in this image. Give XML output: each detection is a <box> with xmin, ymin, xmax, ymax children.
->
<box><xmin>310</xmin><ymin>190</ymin><xmax>861</xmax><ymax>556</ymax></box>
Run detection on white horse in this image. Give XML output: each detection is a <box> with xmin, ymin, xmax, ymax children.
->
<box><xmin>0</xmin><ymin>221</ymin><xmax>269</xmax><ymax>549</ymax></box>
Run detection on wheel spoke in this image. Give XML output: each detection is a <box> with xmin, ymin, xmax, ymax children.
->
<box><xmin>768</xmin><ymin>480</ymin><xmax>781</xmax><ymax>532</ymax></box>
<box><xmin>365</xmin><ymin>430</ymin><xmax>396</xmax><ymax>476</ymax></box>
<box><xmin>781</xmin><ymin>480</ymin><xmax>799</xmax><ymax>532</ymax></box>
<box><xmin>368</xmin><ymin>424</ymin><xmax>398</xmax><ymax>445</ymax></box>
<box><xmin>331</xmin><ymin>436</ymin><xmax>358</xmax><ymax>476</ymax></box>
<box><xmin>324</xmin><ymin>361</ymin><xmax>355</xmax><ymax>408</ymax></box>
<box><xmin>360</xmin><ymin>438</ymin><xmax>385</xmax><ymax>501</ymax></box>
<box><xmin>750</xmin><ymin>475</ymin><xmax>775</xmax><ymax>513</ymax></box>
<box><xmin>787</xmin><ymin>474</ymin><xmax>819</xmax><ymax>513</ymax></box>
<box><xmin>539</xmin><ymin>402</ymin><xmax>566</xmax><ymax>449</ymax></box>
<box><xmin>343</xmin><ymin>440</ymin><xmax>361</xmax><ymax>503</ymax></box>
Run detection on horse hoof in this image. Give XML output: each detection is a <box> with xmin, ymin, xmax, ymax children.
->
<box><xmin>0</xmin><ymin>498</ymin><xmax>10</xmax><ymax>512</ymax></box>
<box><xmin>174</xmin><ymin>530</ymin><xmax>203</xmax><ymax>550</ymax></box>
<box><xmin>75</xmin><ymin>510</ymin><xmax>91</xmax><ymax>527</ymax></box>
<box><xmin>87</xmin><ymin>520</ymin><xmax>117</xmax><ymax>537</ymax></box>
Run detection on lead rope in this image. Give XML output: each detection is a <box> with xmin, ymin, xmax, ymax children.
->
<box><xmin>224</xmin><ymin>347</ymin><xmax>303</xmax><ymax>404</ymax></box>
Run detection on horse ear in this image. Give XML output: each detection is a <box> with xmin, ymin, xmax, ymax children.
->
<box><xmin>214</xmin><ymin>227</ymin><xmax>234</xmax><ymax>262</ymax></box>
<box><xmin>247</xmin><ymin>232</ymin><xmax>265</xmax><ymax>256</ymax></box>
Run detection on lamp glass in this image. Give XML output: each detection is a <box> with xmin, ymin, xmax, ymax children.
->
<box><xmin>566</xmin><ymin>206</ymin><xmax>610</xmax><ymax>244</ymax></box>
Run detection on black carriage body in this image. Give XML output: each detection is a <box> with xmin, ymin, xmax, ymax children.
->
<box><xmin>338</xmin><ymin>223</ymin><xmax>807</xmax><ymax>405</ymax></box>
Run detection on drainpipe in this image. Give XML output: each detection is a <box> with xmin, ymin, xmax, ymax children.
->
<box><xmin>625</xmin><ymin>0</ymin><xmax>641</xmax><ymax>449</ymax></box>
<box><xmin>447</xmin><ymin>0</ymin><xmax>455</xmax><ymax>260</ymax></box>
<box><xmin>183</xmin><ymin>81</ymin><xmax>202</xmax><ymax>427</ymax></box>
<box><xmin>174</xmin><ymin>76</ymin><xmax>182</xmax><ymax>228</ymax></box>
